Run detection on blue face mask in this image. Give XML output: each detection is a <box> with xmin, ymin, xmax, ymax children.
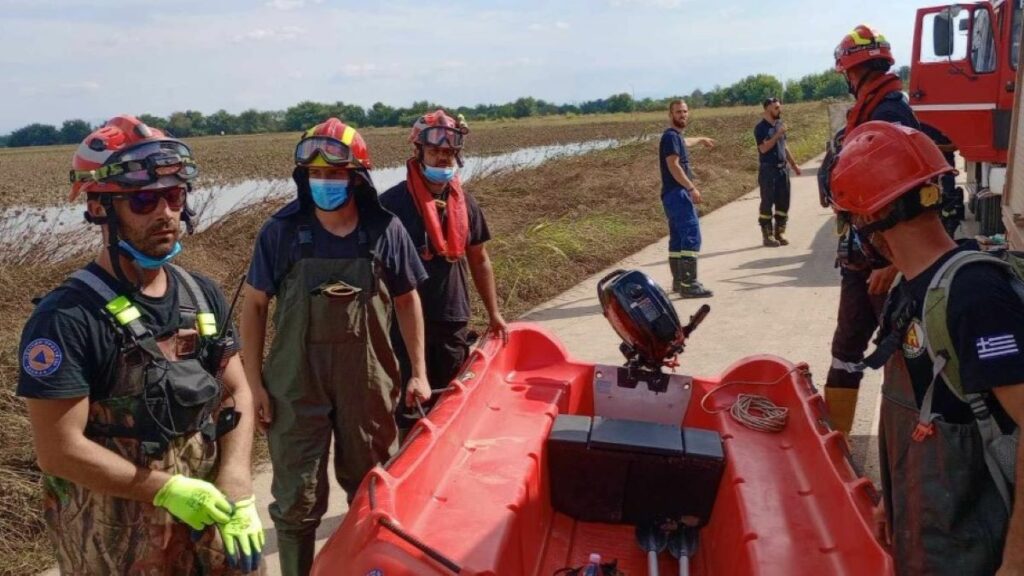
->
<box><xmin>422</xmin><ymin>164</ymin><xmax>456</xmax><ymax>184</ymax></box>
<box><xmin>309</xmin><ymin>177</ymin><xmax>350</xmax><ymax>211</ymax></box>
<box><xmin>118</xmin><ymin>239</ymin><xmax>182</xmax><ymax>269</ymax></box>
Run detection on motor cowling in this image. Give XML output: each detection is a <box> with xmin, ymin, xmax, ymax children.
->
<box><xmin>597</xmin><ymin>269</ymin><xmax>684</xmax><ymax>369</ymax></box>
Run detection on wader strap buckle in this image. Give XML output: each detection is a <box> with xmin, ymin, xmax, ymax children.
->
<box><xmin>141</xmin><ymin>440</ymin><xmax>166</xmax><ymax>458</ymax></box>
<box><xmin>912</xmin><ymin>421</ymin><xmax>935</xmax><ymax>442</ymax></box>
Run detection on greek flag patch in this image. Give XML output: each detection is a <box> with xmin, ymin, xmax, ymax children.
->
<box><xmin>976</xmin><ymin>334</ymin><xmax>1020</xmax><ymax>360</ymax></box>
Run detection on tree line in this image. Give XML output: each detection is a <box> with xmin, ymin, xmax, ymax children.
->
<box><xmin>0</xmin><ymin>67</ymin><xmax>908</xmax><ymax>148</ymax></box>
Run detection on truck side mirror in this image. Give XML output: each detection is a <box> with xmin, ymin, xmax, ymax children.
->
<box><xmin>934</xmin><ymin>11</ymin><xmax>954</xmax><ymax>57</ymax></box>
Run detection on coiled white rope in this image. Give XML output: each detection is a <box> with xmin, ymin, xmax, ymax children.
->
<box><xmin>700</xmin><ymin>365</ymin><xmax>806</xmax><ymax>433</ymax></box>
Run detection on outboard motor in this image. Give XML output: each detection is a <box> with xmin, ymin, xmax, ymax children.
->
<box><xmin>597</xmin><ymin>269</ymin><xmax>708</xmax><ymax>372</ymax></box>
<box><xmin>546</xmin><ymin>269</ymin><xmax>724</xmax><ymax>528</ymax></box>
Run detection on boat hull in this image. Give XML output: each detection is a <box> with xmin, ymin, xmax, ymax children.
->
<box><xmin>312</xmin><ymin>323</ymin><xmax>892</xmax><ymax>575</ymax></box>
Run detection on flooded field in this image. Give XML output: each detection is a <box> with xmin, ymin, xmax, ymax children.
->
<box><xmin>0</xmin><ymin>112</ymin><xmax>673</xmax><ymax>210</ymax></box>
<box><xmin>0</xmin><ymin>138</ymin><xmax>631</xmax><ymax>262</ymax></box>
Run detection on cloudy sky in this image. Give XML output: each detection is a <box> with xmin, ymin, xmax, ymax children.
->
<box><xmin>0</xmin><ymin>0</ymin><xmax>930</xmax><ymax>133</ymax></box>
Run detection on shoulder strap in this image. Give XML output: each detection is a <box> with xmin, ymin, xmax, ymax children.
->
<box><xmin>918</xmin><ymin>250</ymin><xmax>1021</xmax><ymax>512</ymax></box>
<box><xmin>922</xmin><ymin>251</ymin><xmax>1014</xmax><ymax>400</ymax></box>
<box><xmin>70</xmin><ymin>269</ymin><xmax>150</xmax><ymax>342</ymax></box>
<box><xmin>167</xmin><ymin>264</ymin><xmax>217</xmax><ymax>337</ymax></box>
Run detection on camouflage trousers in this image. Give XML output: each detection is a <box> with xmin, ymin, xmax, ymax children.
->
<box><xmin>43</xmin><ymin>433</ymin><xmax>263</xmax><ymax>575</ymax></box>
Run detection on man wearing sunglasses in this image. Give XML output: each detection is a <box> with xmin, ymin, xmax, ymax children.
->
<box><xmin>17</xmin><ymin>115</ymin><xmax>263</xmax><ymax>574</ymax></box>
<box><xmin>379</xmin><ymin>109</ymin><xmax>508</xmax><ymax>432</ymax></box>
<box><xmin>240</xmin><ymin>118</ymin><xmax>428</xmax><ymax>576</ymax></box>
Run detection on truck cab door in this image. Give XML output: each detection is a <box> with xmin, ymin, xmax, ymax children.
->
<box><xmin>911</xmin><ymin>4</ymin><xmax>1003</xmax><ymax>163</ymax></box>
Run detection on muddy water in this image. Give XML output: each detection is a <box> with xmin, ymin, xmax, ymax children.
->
<box><xmin>0</xmin><ymin>139</ymin><xmax>625</xmax><ymax>263</ymax></box>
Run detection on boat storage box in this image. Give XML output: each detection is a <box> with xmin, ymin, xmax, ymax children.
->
<box><xmin>547</xmin><ymin>415</ymin><xmax>725</xmax><ymax>525</ymax></box>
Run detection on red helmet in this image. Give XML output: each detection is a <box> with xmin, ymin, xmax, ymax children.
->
<box><xmin>294</xmin><ymin>117</ymin><xmax>372</xmax><ymax>169</ymax></box>
<box><xmin>408</xmin><ymin>109</ymin><xmax>467</xmax><ymax>149</ymax></box>
<box><xmin>830</xmin><ymin>121</ymin><xmax>955</xmax><ymax>216</ymax></box>
<box><xmin>834</xmin><ymin>25</ymin><xmax>895</xmax><ymax>73</ymax></box>
<box><xmin>69</xmin><ymin>115</ymin><xmax>198</xmax><ymax>201</ymax></box>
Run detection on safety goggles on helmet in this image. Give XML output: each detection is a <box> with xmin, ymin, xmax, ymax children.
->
<box><xmin>415</xmin><ymin>126</ymin><xmax>466</xmax><ymax>149</ymax></box>
<box><xmin>113</xmin><ymin>186</ymin><xmax>188</xmax><ymax>215</ymax></box>
<box><xmin>70</xmin><ymin>140</ymin><xmax>198</xmax><ymax>188</ymax></box>
<box><xmin>294</xmin><ymin>136</ymin><xmax>360</xmax><ymax>167</ymax></box>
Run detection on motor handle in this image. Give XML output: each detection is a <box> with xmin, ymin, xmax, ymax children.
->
<box><xmin>682</xmin><ymin>304</ymin><xmax>711</xmax><ymax>338</ymax></box>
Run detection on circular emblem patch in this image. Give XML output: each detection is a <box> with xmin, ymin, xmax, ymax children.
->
<box><xmin>22</xmin><ymin>338</ymin><xmax>63</xmax><ymax>377</ymax></box>
<box><xmin>902</xmin><ymin>320</ymin><xmax>927</xmax><ymax>359</ymax></box>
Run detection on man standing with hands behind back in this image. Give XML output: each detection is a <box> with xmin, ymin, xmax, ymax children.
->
<box><xmin>755</xmin><ymin>97</ymin><xmax>802</xmax><ymax>247</ymax></box>
<box><xmin>660</xmin><ymin>99</ymin><xmax>716</xmax><ymax>298</ymax></box>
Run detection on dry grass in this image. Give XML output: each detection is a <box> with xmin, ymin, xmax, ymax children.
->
<box><xmin>0</xmin><ymin>102</ymin><xmax>829</xmax><ymax>575</ymax></box>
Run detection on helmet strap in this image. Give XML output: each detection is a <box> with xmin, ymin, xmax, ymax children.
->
<box><xmin>181</xmin><ymin>184</ymin><xmax>196</xmax><ymax>235</ymax></box>
<box><xmin>99</xmin><ymin>196</ymin><xmax>139</xmax><ymax>292</ymax></box>
<box><xmin>856</xmin><ymin>185</ymin><xmax>941</xmax><ymax>236</ymax></box>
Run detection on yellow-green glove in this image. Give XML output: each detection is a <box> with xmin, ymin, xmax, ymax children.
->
<box><xmin>153</xmin><ymin>474</ymin><xmax>232</xmax><ymax>531</ymax></box>
<box><xmin>219</xmin><ymin>496</ymin><xmax>265</xmax><ymax>573</ymax></box>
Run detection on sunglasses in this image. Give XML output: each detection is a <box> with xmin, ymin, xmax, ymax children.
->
<box><xmin>114</xmin><ymin>186</ymin><xmax>188</xmax><ymax>215</ymax></box>
<box><xmin>294</xmin><ymin>136</ymin><xmax>358</xmax><ymax>167</ymax></box>
<box><xmin>416</xmin><ymin>126</ymin><xmax>466</xmax><ymax>149</ymax></box>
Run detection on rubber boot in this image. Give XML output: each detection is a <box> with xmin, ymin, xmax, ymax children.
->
<box><xmin>678</xmin><ymin>256</ymin><xmax>712</xmax><ymax>298</ymax></box>
<box><xmin>774</xmin><ymin>222</ymin><xmax>789</xmax><ymax>246</ymax></box>
<box><xmin>825</xmin><ymin>386</ymin><xmax>859</xmax><ymax>437</ymax></box>
<box><xmin>669</xmin><ymin>256</ymin><xmax>686</xmax><ymax>296</ymax></box>
<box><xmin>277</xmin><ymin>531</ymin><xmax>317</xmax><ymax>576</ymax></box>
<box><xmin>761</xmin><ymin>224</ymin><xmax>780</xmax><ymax>247</ymax></box>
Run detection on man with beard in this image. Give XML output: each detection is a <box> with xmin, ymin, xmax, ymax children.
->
<box><xmin>830</xmin><ymin>120</ymin><xmax>1024</xmax><ymax>575</ymax></box>
<box><xmin>821</xmin><ymin>25</ymin><xmax>917</xmax><ymax>435</ymax></box>
<box><xmin>18</xmin><ymin>115</ymin><xmax>263</xmax><ymax>574</ymax></box>
<box><xmin>754</xmin><ymin>97</ymin><xmax>802</xmax><ymax>247</ymax></box>
<box><xmin>379</xmin><ymin>109</ymin><xmax>507</xmax><ymax>431</ymax></box>
<box><xmin>660</xmin><ymin>99</ymin><xmax>716</xmax><ymax>298</ymax></box>
<box><xmin>240</xmin><ymin>118</ymin><xmax>428</xmax><ymax>576</ymax></box>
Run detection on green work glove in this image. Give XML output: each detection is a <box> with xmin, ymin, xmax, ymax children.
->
<box><xmin>153</xmin><ymin>474</ymin><xmax>232</xmax><ymax>531</ymax></box>
<box><xmin>218</xmin><ymin>496</ymin><xmax>265</xmax><ymax>573</ymax></box>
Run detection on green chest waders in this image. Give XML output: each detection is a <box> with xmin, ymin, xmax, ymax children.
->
<box><xmin>263</xmin><ymin>226</ymin><xmax>400</xmax><ymax>576</ymax></box>
<box><xmin>878</xmin><ymin>354</ymin><xmax>1009</xmax><ymax>575</ymax></box>
<box><xmin>43</xmin><ymin>265</ymin><xmax>241</xmax><ymax>576</ymax></box>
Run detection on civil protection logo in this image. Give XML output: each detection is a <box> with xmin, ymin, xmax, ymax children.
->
<box><xmin>902</xmin><ymin>320</ymin><xmax>926</xmax><ymax>359</ymax></box>
<box><xmin>22</xmin><ymin>338</ymin><xmax>63</xmax><ymax>377</ymax></box>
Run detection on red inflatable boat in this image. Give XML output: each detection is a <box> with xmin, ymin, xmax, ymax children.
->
<box><xmin>312</xmin><ymin>323</ymin><xmax>891</xmax><ymax>575</ymax></box>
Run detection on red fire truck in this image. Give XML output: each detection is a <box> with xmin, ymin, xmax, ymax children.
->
<box><xmin>909</xmin><ymin>1</ymin><xmax>1024</xmax><ymax>236</ymax></box>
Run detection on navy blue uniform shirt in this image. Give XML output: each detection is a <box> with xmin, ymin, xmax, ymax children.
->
<box><xmin>659</xmin><ymin>128</ymin><xmax>693</xmax><ymax>191</ymax></box>
<box><xmin>247</xmin><ymin>207</ymin><xmax>427</xmax><ymax>298</ymax></box>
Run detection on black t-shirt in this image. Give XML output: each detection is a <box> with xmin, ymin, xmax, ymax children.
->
<box><xmin>379</xmin><ymin>181</ymin><xmax>491</xmax><ymax>323</ymax></box>
<box><xmin>659</xmin><ymin>128</ymin><xmax>693</xmax><ymax>191</ymax></box>
<box><xmin>17</xmin><ymin>263</ymin><xmax>231</xmax><ymax>401</ymax></box>
<box><xmin>247</xmin><ymin>202</ymin><xmax>428</xmax><ymax>298</ymax></box>
<box><xmin>897</xmin><ymin>248</ymin><xmax>1024</xmax><ymax>429</ymax></box>
<box><xmin>754</xmin><ymin>119</ymin><xmax>785</xmax><ymax>166</ymax></box>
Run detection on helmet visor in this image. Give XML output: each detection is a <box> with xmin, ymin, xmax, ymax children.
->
<box><xmin>417</xmin><ymin>126</ymin><xmax>465</xmax><ymax>149</ymax></box>
<box><xmin>295</xmin><ymin>136</ymin><xmax>357</xmax><ymax>167</ymax></box>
